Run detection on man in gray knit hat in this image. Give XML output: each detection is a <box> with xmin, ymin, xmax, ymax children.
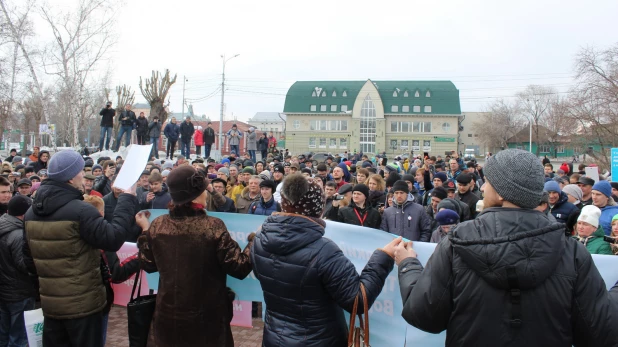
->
<box><xmin>395</xmin><ymin>149</ymin><xmax>618</xmax><ymax>346</ymax></box>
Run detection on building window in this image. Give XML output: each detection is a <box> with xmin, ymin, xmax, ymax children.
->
<box><xmin>401</xmin><ymin>140</ymin><xmax>409</xmax><ymax>148</ymax></box>
<box><xmin>329</xmin><ymin>138</ymin><xmax>337</xmax><ymax>148</ymax></box>
<box><xmin>403</xmin><ymin>91</ymin><xmax>409</xmax><ymax>97</ymax></box>
<box><xmin>360</xmin><ymin>94</ymin><xmax>377</xmax><ymax>153</ymax></box>
<box><xmin>321</xmin><ymin>91</ymin><xmax>326</xmax><ymax>97</ymax></box>
<box><xmin>320</xmin><ymin>105</ymin><xmax>327</xmax><ymax>112</ymax></box>
<box><xmin>329</xmin><ymin>120</ymin><xmax>348</xmax><ymax>131</ymax></box>
<box><xmin>412</xmin><ymin>121</ymin><xmax>431</xmax><ymax>133</ymax></box>
<box><xmin>341</xmin><ymin>105</ymin><xmax>348</xmax><ymax>112</ymax></box>
<box><xmin>342</xmin><ymin>91</ymin><xmax>347</xmax><ymax>97</ymax></box>
<box><xmin>391</xmin><ymin>122</ymin><xmax>398</xmax><ymax>132</ymax></box>
<box><xmin>293</xmin><ymin>120</ymin><xmax>300</xmax><ymax>129</ymax></box>
<box><xmin>319</xmin><ymin>120</ymin><xmax>327</xmax><ymax>131</ymax></box>
<box><xmin>413</xmin><ymin>105</ymin><xmax>420</xmax><ymax>113</ymax></box>
<box><xmin>402</xmin><ymin>105</ymin><xmax>410</xmax><ymax>112</ymax></box>
<box><xmin>319</xmin><ymin>138</ymin><xmax>326</xmax><ymax>148</ymax></box>
<box><xmin>393</xmin><ymin>91</ymin><xmax>398</xmax><ymax>97</ymax></box>
<box><xmin>341</xmin><ymin>120</ymin><xmax>348</xmax><ymax>131</ymax></box>
<box><xmin>339</xmin><ymin>137</ymin><xmax>347</xmax><ymax>149</ymax></box>
<box><xmin>426</xmin><ymin>90</ymin><xmax>431</xmax><ymax>97</ymax></box>
<box><xmin>539</xmin><ymin>145</ymin><xmax>551</xmax><ymax>153</ymax></box>
<box><xmin>474</xmin><ymin>134</ymin><xmax>479</xmax><ymax>137</ymax></box>
<box><xmin>332</xmin><ymin>91</ymin><xmax>337</xmax><ymax>97</ymax></box>
<box><xmin>573</xmin><ymin>147</ymin><xmax>582</xmax><ymax>154</ymax></box>
<box><xmin>424</xmin><ymin>106</ymin><xmax>432</xmax><ymax>113</ymax></box>
<box><xmin>401</xmin><ymin>122</ymin><xmax>410</xmax><ymax>132</ymax></box>
<box><xmin>309</xmin><ymin>137</ymin><xmax>316</xmax><ymax>148</ymax></box>
<box><xmin>391</xmin><ymin>105</ymin><xmax>399</xmax><ymax>113</ymax></box>
<box><xmin>311</xmin><ymin>91</ymin><xmax>317</xmax><ymax>97</ymax></box>
<box><xmin>557</xmin><ymin>145</ymin><xmax>565</xmax><ymax>153</ymax></box>
<box><xmin>390</xmin><ymin>139</ymin><xmax>398</xmax><ymax>149</ymax></box>
<box><xmin>330</xmin><ymin>105</ymin><xmax>337</xmax><ymax>112</ymax></box>
<box><xmin>310</xmin><ymin>105</ymin><xmax>316</xmax><ymax>112</ymax></box>
<box><xmin>310</xmin><ymin>120</ymin><xmax>317</xmax><ymax>130</ymax></box>
<box><xmin>415</xmin><ymin>90</ymin><xmax>420</xmax><ymax>97</ymax></box>
<box><xmin>423</xmin><ymin>122</ymin><xmax>432</xmax><ymax>132</ymax></box>
<box><xmin>442</xmin><ymin>122</ymin><xmax>450</xmax><ymax>132</ymax></box>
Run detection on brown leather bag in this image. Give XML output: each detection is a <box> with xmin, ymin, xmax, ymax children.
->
<box><xmin>347</xmin><ymin>283</ymin><xmax>370</xmax><ymax>347</ymax></box>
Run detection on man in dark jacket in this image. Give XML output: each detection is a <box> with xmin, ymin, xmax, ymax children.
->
<box><xmin>99</xmin><ymin>101</ymin><xmax>115</xmax><ymax>151</ymax></box>
<box><xmin>249</xmin><ymin>180</ymin><xmax>280</xmax><ymax>215</ymax></box>
<box><xmin>139</xmin><ymin>172</ymin><xmax>171</xmax><ymax>210</ymax></box>
<box><xmin>325</xmin><ymin>184</ymin><xmax>381</xmax><ymax>229</ymax></box>
<box><xmin>203</xmin><ymin>121</ymin><xmax>216</xmax><ymax>159</ymax></box>
<box><xmin>163</xmin><ymin>117</ymin><xmax>180</xmax><ymax>160</ymax></box>
<box><xmin>544</xmin><ymin>181</ymin><xmax>578</xmax><ymax>224</ymax></box>
<box><xmin>114</xmin><ymin>103</ymin><xmax>136</xmax><ymax>151</ymax></box>
<box><xmin>148</xmin><ymin>117</ymin><xmax>162</xmax><ymax>159</ymax></box>
<box><xmin>211</xmin><ymin>178</ymin><xmax>236</xmax><ymax>212</ymax></box>
<box><xmin>179</xmin><ymin>116</ymin><xmax>195</xmax><ymax>158</ymax></box>
<box><xmin>135</xmin><ymin>112</ymin><xmax>149</xmax><ymax>145</ymax></box>
<box><xmin>454</xmin><ymin>173</ymin><xmax>479</xmax><ymax>218</ymax></box>
<box><xmin>31</xmin><ymin>150</ymin><xmax>50</xmax><ymax>174</ymax></box>
<box><xmin>396</xmin><ymin>149</ymin><xmax>618</xmax><ymax>347</ymax></box>
<box><xmin>380</xmin><ymin>180</ymin><xmax>432</xmax><ymax>241</ymax></box>
<box><xmin>23</xmin><ymin>150</ymin><xmax>138</xmax><ymax>347</ymax></box>
<box><xmin>0</xmin><ymin>195</ymin><xmax>36</xmax><ymax>346</ymax></box>
<box><xmin>93</xmin><ymin>160</ymin><xmax>116</xmax><ymax>197</ymax></box>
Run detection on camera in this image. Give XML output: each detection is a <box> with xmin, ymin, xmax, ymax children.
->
<box><xmin>603</xmin><ymin>236</ymin><xmax>617</xmax><ymax>244</ymax></box>
<box><xmin>334</xmin><ymin>194</ymin><xmax>345</xmax><ymax>201</ymax></box>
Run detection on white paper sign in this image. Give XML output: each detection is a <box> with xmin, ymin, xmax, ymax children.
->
<box><xmin>585</xmin><ymin>166</ymin><xmax>600</xmax><ymax>183</ymax></box>
<box><xmin>112</xmin><ymin>145</ymin><xmax>153</xmax><ymax>191</ymax></box>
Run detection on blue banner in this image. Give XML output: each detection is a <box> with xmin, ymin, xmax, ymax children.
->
<box><xmin>612</xmin><ymin>148</ymin><xmax>618</xmax><ymax>182</ymax></box>
<box><xmin>144</xmin><ymin>210</ymin><xmax>618</xmax><ymax>346</ymax></box>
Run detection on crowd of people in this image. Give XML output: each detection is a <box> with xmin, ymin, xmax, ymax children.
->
<box><xmin>0</xmin><ymin>141</ymin><xmax>617</xmax><ymax>346</ymax></box>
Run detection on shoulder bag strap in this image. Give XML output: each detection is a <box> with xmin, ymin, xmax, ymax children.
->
<box><xmin>347</xmin><ymin>291</ymin><xmax>360</xmax><ymax>345</ymax></box>
<box><xmin>360</xmin><ymin>283</ymin><xmax>370</xmax><ymax>345</ymax></box>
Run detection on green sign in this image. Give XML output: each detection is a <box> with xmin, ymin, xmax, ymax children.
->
<box><xmin>435</xmin><ymin>137</ymin><xmax>455</xmax><ymax>142</ymax></box>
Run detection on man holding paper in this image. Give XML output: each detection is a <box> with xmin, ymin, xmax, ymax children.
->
<box><xmin>23</xmin><ymin>150</ymin><xmax>138</xmax><ymax>347</ymax></box>
<box><xmin>396</xmin><ymin>149</ymin><xmax>618</xmax><ymax>347</ymax></box>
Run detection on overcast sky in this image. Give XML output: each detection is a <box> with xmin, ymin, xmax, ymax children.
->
<box><xmin>99</xmin><ymin>0</ymin><xmax>617</xmax><ymax>121</ymax></box>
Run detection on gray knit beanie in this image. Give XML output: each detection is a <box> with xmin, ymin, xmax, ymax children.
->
<box><xmin>48</xmin><ymin>150</ymin><xmax>85</xmax><ymax>183</ymax></box>
<box><xmin>483</xmin><ymin>149</ymin><xmax>544</xmax><ymax>209</ymax></box>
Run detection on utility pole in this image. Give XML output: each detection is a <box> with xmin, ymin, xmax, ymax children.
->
<box><xmin>181</xmin><ymin>75</ymin><xmax>188</xmax><ymax>119</ymax></box>
<box><xmin>219</xmin><ymin>54</ymin><xmax>240</xmax><ymax>153</ymax></box>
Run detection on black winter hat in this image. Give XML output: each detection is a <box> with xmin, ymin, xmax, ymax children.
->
<box><xmin>8</xmin><ymin>195</ymin><xmax>32</xmax><ymax>216</ymax></box>
<box><xmin>402</xmin><ymin>174</ymin><xmax>415</xmax><ymax>183</ymax></box>
<box><xmin>456</xmin><ymin>173</ymin><xmax>472</xmax><ymax>184</ymax></box>
<box><xmin>273</xmin><ymin>164</ymin><xmax>284</xmax><ymax>173</ymax></box>
<box><xmin>259</xmin><ymin>179</ymin><xmax>277</xmax><ymax>191</ymax></box>
<box><xmin>385</xmin><ymin>172</ymin><xmax>401</xmax><ymax>188</ymax></box>
<box><xmin>167</xmin><ymin>166</ymin><xmax>207</xmax><ymax>205</ymax></box>
<box><xmin>431</xmin><ymin>186</ymin><xmax>448</xmax><ymax>200</ymax></box>
<box><xmin>392</xmin><ymin>180</ymin><xmax>409</xmax><ymax>194</ymax></box>
<box><xmin>352</xmin><ymin>184</ymin><xmax>369</xmax><ymax>199</ymax></box>
<box><xmin>338</xmin><ymin>183</ymin><xmax>353</xmax><ymax>195</ymax></box>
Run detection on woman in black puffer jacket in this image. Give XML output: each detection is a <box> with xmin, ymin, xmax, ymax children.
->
<box><xmin>252</xmin><ymin>173</ymin><xmax>399</xmax><ymax>347</ymax></box>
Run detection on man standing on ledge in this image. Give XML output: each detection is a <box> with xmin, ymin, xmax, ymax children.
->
<box><xmin>395</xmin><ymin>149</ymin><xmax>618</xmax><ymax>347</ymax></box>
<box><xmin>98</xmin><ymin>101</ymin><xmax>115</xmax><ymax>151</ymax></box>
<box><xmin>114</xmin><ymin>103</ymin><xmax>136</xmax><ymax>151</ymax></box>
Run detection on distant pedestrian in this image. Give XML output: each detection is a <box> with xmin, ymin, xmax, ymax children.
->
<box><xmin>135</xmin><ymin>112</ymin><xmax>149</xmax><ymax>145</ymax></box>
<box><xmin>98</xmin><ymin>101</ymin><xmax>115</xmax><ymax>151</ymax></box>
<box><xmin>227</xmin><ymin>124</ymin><xmax>242</xmax><ymax>156</ymax></box>
<box><xmin>179</xmin><ymin>117</ymin><xmax>195</xmax><ymax>158</ymax></box>
<box><xmin>246</xmin><ymin>127</ymin><xmax>257</xmax><ymax>163</ymax></box>
<box><xmin>114</xmin><ymin>103</ymin><xmax>136</xmax><ymax>151</ymax></box>
<box><xmin>194</xmin><ymin>126</ymin><xmax>204</xmax><ymax>157</ymax></box>
<box><xmin>163</xmin><ymin>117</ymin><xmax>180</xmax><ymax>160</ymax></box>
<box><xmin>203</xmin><ymin>122</ymin><xmax>216</xmax><ymax>158</ymax></box>
<box><xmin>148</xmin><ymin>117</ymin><xmax>162</xmax><ymax>159</ymax></box>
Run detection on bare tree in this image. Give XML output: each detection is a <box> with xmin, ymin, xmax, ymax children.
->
<box><xmin>473</xmin><ymin>99</ymin><xmax>524</xmax><ymax>152</ymax></box>
<box><xmin>140</xmin><ymin>69</ymin><xmax>177</xmax><ymax>124</ymax></box>
<box><xmin>516</xmin><ymin>85</ymin><xmax>558</xmax><ymax>156</ymax></box>
<box><xmin>38</xmin><ymin>0</ymin><xmax>118</xmax><ymax>146</ymax></box>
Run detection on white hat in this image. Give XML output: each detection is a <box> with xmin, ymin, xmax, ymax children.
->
<box><xmin>578</xmin><ymin>205</ymin><xmax>601</xmax><ymax>228</ymax></box>
<box><xmin>198</xmin><ymin>126</ymin><xmax>203</xmax><ymax>130</ymax></box>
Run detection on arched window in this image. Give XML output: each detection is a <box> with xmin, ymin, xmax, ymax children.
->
<box><xmin>360</xmin><ymin>94</ymin><xmax>376</xmax><ymax>153</ymax></box>
<box><xmin>311</xmin><ymin>91</ymin><xmax>317</xmax><ymax>97</ymax></box>
<box><xmin>393</xmin><ymin>91</ymin><xmax>398</xmax><ymax>97</ymax></box>
<box><xmin>403</xmin><ymin>91</ymin><xmax>409</xmax><ymax>97</ymax></box>
<box><xmin>332</xmin><ymin>90</ymin><xmax>337</xmax><ymax>97</ymax></box>
<box><xmin>321</xmin><ymin>91</ymin><xmax>326</xmax><ymax>97</ymax></box>
<box><xmin>342</xmin><ymin>90</ymin><xmax>347</xmax><ymax>97</ymax></box>
<box><xmin>426</xmin><ymin>90</ymin><xmax>431</xmax><ymax>98</ymax></box>
<box><xmin>414</xmin><ymin>90</ymin><xmax>420</xmax><ymax>97</ymax></box>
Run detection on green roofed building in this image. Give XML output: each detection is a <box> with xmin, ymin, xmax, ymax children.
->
<box><xmin>283</xmin><ymin>79</ymin><xmax>462</xmax><ymax>156</ymax></box>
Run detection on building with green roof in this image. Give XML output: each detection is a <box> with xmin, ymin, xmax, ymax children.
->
<box><xmin>283</xmin><ymin>79</ymin><xmax>462</xmax><ymax>156</ymax></box>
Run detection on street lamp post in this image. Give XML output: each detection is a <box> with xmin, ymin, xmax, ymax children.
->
<box><xmin>218</xmin><ymin>54</ymin><xmax>240</xmax><ymax>154</ymax></box>
<box><xmin>181</xmin><ymin>76</ymin><xmax>188</xmax><ymax>119</ymax></box>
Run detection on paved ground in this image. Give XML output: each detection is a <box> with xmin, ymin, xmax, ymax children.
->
<box><xmin>106</xmin><ymin>305</ymin><xmax>264</xmax><ymax>347</ymax></box>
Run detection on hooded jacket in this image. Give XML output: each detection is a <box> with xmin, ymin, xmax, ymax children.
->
<box><xmin>380</xmin><ymin>196</ymin><xmax>432</xmax><ymax>242</ymax></box>
<box><xmin>0</xmin><ymin>214</ymin><xmax>36</xmax><ymax>302</ymax></box>
<box><xmin>139</xmin><ymin>185</ymin><xmax>172</xmax><ymax>210</ymax></box>
<box><xmin>399</xmin><ymin>207</ymin><xmax>618</xmax><ymax>347</ymax></box>
<box><xmin>227</xmin><ymin>128</ymin><xmax>242</xmax><ymax>146</ymax></box>
<box><xmin>24</xmin><ymin>180</ymin><xmax>137</xmax><ymax>319</ymax></box>
<box><xmin>549</xmin><ymin>192</ymin><xmax>579</xmax><ymax>224</ymax></box>
<box><xmin>599</xmin><ymin>204</ymin><xmax>618</xmax><ymax>236</ymax></box>
<box><xmin>251</xmin><ymin>213</ymin><xmax>394</xmax><ymax>347</ymax></box>
<box><xmin>575</xmin><ymin>226</ymin><xmax>613</xmax><ymax>255</ymax></box>
<box><xmin>194</xmin><ymin>129</ymin><xmax>204</xmax><ymax>146</ymax></box>
<box><xmin>337</xmin><ymin>162</ymin><xmax>351</xmax><ymax>183</ymax></box>
<box><xmin>246</xmin><ymin>131</ymin><xmax>257</xmax><ymax>151</ymax></box>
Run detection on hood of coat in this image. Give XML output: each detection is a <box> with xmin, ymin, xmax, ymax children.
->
<box><xmin>259</xmin><ymin>214</ymin><xmax>325</xmax><ymax>256</ymax></box>
<box><xmin>241</xmin><ymin>187</ymin><xmax>260</xmax><ymax>201</ymax></box>
<box><xmin>449</xmin><ymin>207</ymin><xmax>565</xmax><ymax>291</ymax></box>
<box><xmin>337</xmin><ymin>162</ymin><xmax>351</xmax><ymax>182</ymax></box>
<box><xmin>393</xmin><ymin>195</ymin><xmax>415</xmax><ymax>208</ymax></box>
<box><xmin>0</xmin><ymin>214</ymin><xmax>23</xmax><ymax>238</ymax></box>
<box><xmin>32</xmin><ymin>180</ymin><xmax>82</xmax><ymax>217</ymax></box>
<box><xmin>576</xmin><ymin>226</ymin><xmax>605</xmax><ymax>241</ymax></box>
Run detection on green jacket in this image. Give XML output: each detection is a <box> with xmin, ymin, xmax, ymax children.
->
<box><xmin>574</xmin><ymin>226</ymin><xmax>613</xmax><ymax>255</ymax></box>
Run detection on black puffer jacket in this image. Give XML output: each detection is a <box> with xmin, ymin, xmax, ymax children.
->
<box><xmin>135</xmin><ymin>116</ymin><xmax>149</xmax><ymax>136</ymax></box>
<box><xmin>0</xmin><ymin>214</ymin><xmax>36</xmax><ymax>302</ymax></box>
<box><xmin>252</xmin><ymin>213</ymin><xmax>394</xmax><ymax>347</ymax></box>
<box><xmin>399</xmin><ymin>207</ymin><xmax>618</xmax><ymax>347</ymax></box>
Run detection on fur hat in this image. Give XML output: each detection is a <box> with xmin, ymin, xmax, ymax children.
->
<box><xmin>280</xmin><ymin>173</ymin><xmax>325</xmax><ymax>218</ymax></box>
<box><xmin>166</xmin><ymin>166</ymin><xmax>207</xmax><ymax>205</ymax></box>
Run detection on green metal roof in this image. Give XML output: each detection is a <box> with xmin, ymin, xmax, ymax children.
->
<box><xmin>283</xmin><ymin>80</ymin><xmax>461</xmax><ymax>115</ymax></box>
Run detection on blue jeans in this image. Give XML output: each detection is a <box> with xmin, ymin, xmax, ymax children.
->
<box><xmin>150</xmin><ymin>137</ymin><xmax>159</xmax><ymax>159</ymax></box>
<box><xmin>115</xmin><ymin>125</ymin><xmax>133</xmax><ymax>150</ymax></box>
<box><xmin>249</xmin><ymin>150</ymin><xmax>256</xmax><ymax>162</ymax></box>
<box><xmin>99</xmin><ymin>126</ymin><xmax>112</xmax><ymax>151</ymax></box>
<box><xmin>181</xmin><ymin>140</ymin><xmax>191</xmax><ymax>158</ymax></box>
<box><xmin>230</xmin><ymin>145</ymin><xmax>239</xmax><ymax>156</ymax></box>
<box><xmin>204</xmin><ymin>144</ymin><xmax>212</xmax><ymax>158</ymax></box>
<box><xmin>0</xmin><ymin>297</ymin><xmax>35</xmax><ymax>347</ymax></box>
